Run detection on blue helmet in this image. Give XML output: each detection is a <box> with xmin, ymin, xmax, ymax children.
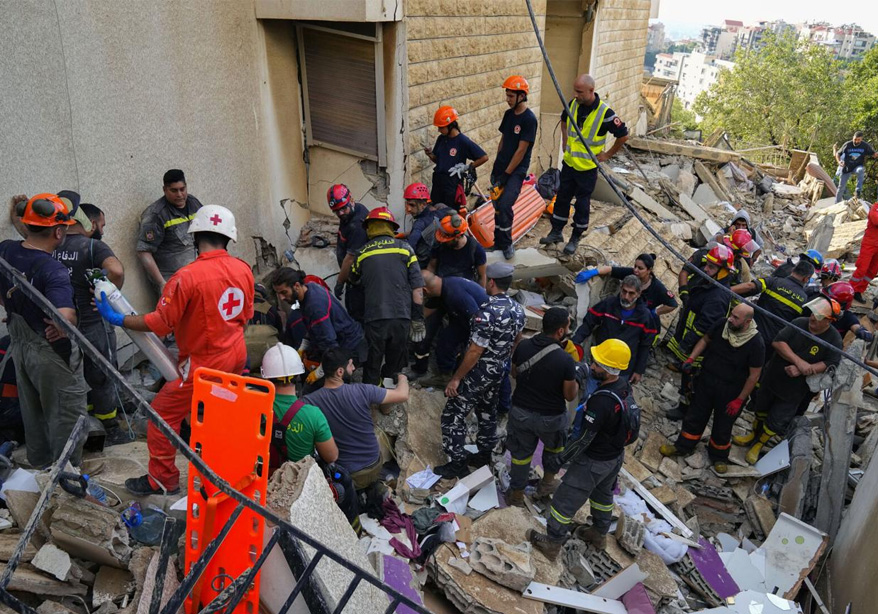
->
<box><xmin>800</xmin><ymin>249</ymin><xmax>824</xmax><ymax>269</ymax></box>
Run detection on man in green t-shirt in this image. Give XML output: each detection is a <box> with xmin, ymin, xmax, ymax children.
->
<box><xmin>262</xmin><ymin>344</ymin><xmax>338</xmax><ymax>463</ymax></box>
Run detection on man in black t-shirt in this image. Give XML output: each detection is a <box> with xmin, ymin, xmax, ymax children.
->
<box><xmin>491</xmin><ymin>75</ymin><xmax>538</xmax><ymax>260</ymax></box>
<box><xmin>528</xmin><ymin>339</ymin><xmax>632</xmax><ymax>559</ymax></box>
<box><xmin>736</xmin><ymin>305</ymin><xmax>842</xmax><ymax>464</ymax></box>
<box><xmin>52</xmin><ymin>202</ymin><xmax>128</xmax><ymax>444</ymax></box>
<box><xmin>506</xmin><ymin>308</ymin><xmax>578</xmax><ymax>507</ymax></box>
<box><xmin>835</xmin><ymin>131</ymin><xmax>877</xmax><ymax>202</ymax></box>
<box><xmin>661</xmin><ymin>304</ymin><xmax>764</xmax><ymax>473</ymax></box>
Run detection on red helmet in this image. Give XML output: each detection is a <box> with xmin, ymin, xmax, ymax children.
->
<box><xmin>822</xmin><ymin>281</ymin><xmax>854</xmax><ymax>310</ymax></box>
<box><xmin>705</xmin><ymin>244</ymin><xmax>736</xmax><ymax>271</ymax></box>
<box><xmin>362</xmin><ymin>206</ymin><xmax>399</xmax><ymax>230</ymax></box>
<box><xmin>404</xmin><ymin>182</ymin><xmax>430</xmax><ymax>201</ymax></box>
<box><xmin>433</xmin><ymin>106</ymin><xmax>459</xmax><ymax>128</ymax></box>
<box><xmin>820</xmin><ymin>259</ymin><xmax>842</xmax><ymax>280</ymax></box>
<box><xmin>326</xmin><ymin>184</ymin><xmax>353</xmax><ymax>211</ymax></box>
<box><xmin>723</xmin><ymin>229</ymin><xmax>758</xmax><ymax>256</ymax></box>
<box><xmin>21</xmin><ymin>193</ymin><xmax>75</xmax><ymax>227</ymax></box>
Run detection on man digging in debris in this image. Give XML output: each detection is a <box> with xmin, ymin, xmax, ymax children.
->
<box><xmin>661</xmin><ymin>303</ymin><xmax>764</xmax><ymax>474</ymax></box>
<box><xmin>506</xmin><ymin>307</ymin><xmax>579</xmax><ymax>507</ymax></box>
<box><xmin>97</xmin><ymin>205</ymin><xmax>254</xmax><ymax>495</ymax></box>
<box><xmin>436</xmin><ymin>263</ymin><xmax>525</xmax><ymax>478</ymax></box>
<box><xmin>734</xmin><ymin>296</ymin><xmax>843</xmax><ymax>464</ymax></box>
<box><xmin>528</xmin><ymin>339</ymin><xmax>633</xmax><ymax>559</ymax></box>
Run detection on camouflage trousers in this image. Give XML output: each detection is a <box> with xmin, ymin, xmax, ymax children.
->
<box><xmin>441</xmin><ymin>365</ymin><xmax>501</xmax><ymax>462</ymax></box>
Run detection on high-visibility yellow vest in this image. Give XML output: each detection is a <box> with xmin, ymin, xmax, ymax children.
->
<box><xmin>563</xmin><ymin>99</ymin><xmax>610</xmax><ymax>171</ymax></box>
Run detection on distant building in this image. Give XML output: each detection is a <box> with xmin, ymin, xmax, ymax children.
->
<box><xmin>736</xmin><ymin>23</ymin><xmax>767</xmax><ymax>52</ymax></box>
<box><xmin>654</xmin><ymin>52</ymin><xmax>686</xmax><ymax>80</ymax></box>
<box><xmin>677</xmin><ymin>52</ymin><xmax>735</xmax><ymax>110</ymax></box>
<box><xmin>700</xmin><ymin>25</ymin><xmax>737</xmax><ymax>59</ymax></box>
<box><xmin>648</xmin><ymin>22</ymin><xmax>667</xmax><ymax>52</ymax></box>
<box><xmin>799</xmin><ymin>22</ymin><xmax>875</xmax><ymax>59</ymax></box>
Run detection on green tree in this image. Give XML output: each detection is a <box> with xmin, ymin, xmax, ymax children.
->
<box><xmin>843</xmin><ymin>46</ymin><xmax>878</xmax><ymax>197</ymax></box>
<box><xmin>669</xmin><ymin>97</ymin><xmax>699</xmax><ymax>137</ymax></box>
<box><xmin>694</xmin><ymin>32</ymin><xmax>849</xmax><ymax>169</ymax></box>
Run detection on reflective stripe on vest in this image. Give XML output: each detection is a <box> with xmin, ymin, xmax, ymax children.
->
<box><xmin>563</xmin><ymin>100</ymin><xmax>610</xmax><ymax>171</ymax></box>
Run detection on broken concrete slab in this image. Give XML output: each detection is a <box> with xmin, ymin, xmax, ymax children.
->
<box><xmin>637</xmin><ymin>431</ymin><xmax>668</xmax><ymax>472</ymax></box>
<box><xmin>693</xmin><ymin>183</ymin><xmax>719</xmax><ymax>207</ymax></box>
<box><xmin>635</xmin><ymin>549</ymin><xmax>679</xmax><ymax>600</ymax></box>
<box><xmin>676</xmin><ymin>169</ymin><xmax>697</xmax><ymax>198</ymax></box>
<box><xmin>50</xmin><ymin>497</ymin><xmax>131</xmax><ymax>568</ymax></box>
<box><xmin>4</xmin><ymin>490</ymin><xmax>41</xmax><ymax>534</ymax></box>
<box><xmin>266</xmin><ymin>458</ymin><xmax>385</xmax><ymax>614</ymax></box>
<box><xmin>1</xmin><ymin>563</ymin><xmax>87</xmax><ymax>596</ymax></box>
<box><xmin>629</xmin><ymin>187</ymin><xmax>680</xmax><ymax>221</ymax></box>
<box><xmin>623</xmin><ymin>455</ymin><xmax>653</xmax><ymax>484</ymax></box>
<box><xmin>135</xmin><ymin>549</ymin><xmax>181</xmax><ymax>614</ymax></box>
<box><xmin>0</xmin><ymin>532</ymin><xmax>38</xmax><ymax>562</ymax></box>
<box><xmin>84</xmin><ymin>442</ymin><xmax>188</xmax><ymax>509</ymax></box>
<box><xmin>627</xmin><ymin>138</ymin><xmax>741</xmax><ymax>163</ymax></box>
<box><xmin>93</xmin><ymin>567</ymin><xmax>133</xmax><ymax>608</ymax></box>
<box><xmin>485</xmin><ymin>248</ymin><xmax>570</xmax><ymax>279</ymax></box>
<box><xmin>446</xmin><ymin>556</ymin><xmax>472</xmax><ymax>576</ymax></box>
<box><xmin>658</xmin><ymin>457</ymin><xmax>682</xmax><ymax>482</ymax></box>
<box><xmin>648</xmin><ymin>486</ymin><xmax>677</xmax><ymax>506</ymax></box>
<box><xmin>31</xmin><ymin>544</ymin><xmax>72</xmax><ymax>582</ymax></box>
<box><xmin>36</xmin><ymin>601</ymin><xmax>79</xmax><ymax>614</ymax></box>
<box><xmin>614</xmin><ymin>515</ymin><xmax>645</xmax><ymax>556</ymax></box>
<box><xmin>745</xmin><ymin>496</ymin><xmax>776</xmax><ymax>538</ymax></box>
<box><xmin>469</xmin><ymin>538</ymin><xmax>535</xmax><ymax>592</ymax></box>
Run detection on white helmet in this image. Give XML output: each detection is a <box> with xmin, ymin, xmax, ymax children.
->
<box><xmin>260</xmin><ymin>344</ymin><xmax>305</xmax><ymax>379</ymax></box>
<box><xmin>188</xmin><ymin>204</ymin><xmax>238</xmax><ymax>242</ymax></box>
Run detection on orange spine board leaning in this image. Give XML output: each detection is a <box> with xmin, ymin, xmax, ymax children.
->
<box><xmin>467</xmin><ymin>184</ymin><xmax>547</xmax><ymax>248</ymax></box>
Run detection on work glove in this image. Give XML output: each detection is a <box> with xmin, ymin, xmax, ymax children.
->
<box><xmin>448</xmin><ymin>162</ymin><xmax>469</xmax><ymax>178</ymax></box>
<box><xmin>410</xmin><ymin>320</ymin><xmax>427</xmax><ymax>342</ymax></box>
<box><xmin>855</xmin><ymin>328</ymin><xmax>874</xmax><ymax>342</ymax></box>
<box><xmin>493</xmin><ymin>172</ymin><xmax>510</xmax><ymax>189</ymax></box>
<box><xmin>96</xmin><ymin>292</ymin><xmax>125</xmax><ymax>327</ymax></box>
<box><xmin>334</xmin><ymin>281</ymin><xmax>345</xmax><ymax>299</ymax></box>
<box><xmin>575</xmin><ymin>268</ymin><xmax>599</xmax><ymax>284</ymax></box>
<box><xmin>725</xmin><ymin>398</ymin><xmax>744</xmax><ymax>417</ymax></box>
<box><xmin>564</xmin><ymin>340</ymin><xmax>581</xmax><ymax>361</ymax></box>
<box><xmin>680</xmin><ymin>357</ymin><xmax>695</xmax><ymax>374</ymax></box>
<box><xmin>574</xmin><ymin>362</ymin><xmax>589</xmax><ymax>389</ymax></box>
<box><xmin>306</xmin><ymin>365</ymin><xmax>324</xmax><ymax>385</ymax></box>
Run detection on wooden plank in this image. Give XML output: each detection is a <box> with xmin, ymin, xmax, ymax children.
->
<box><xmin>627</xmin><ymin>137</ymin><xmax>741</xmax><ymax>163</ymax></box>
<box><xmin>693</xmin><ymin>161</ymin><xmax>733</xmax><ymax>202</ymax></box>
<box><xmin>620</xmin><ymin>468</ymin><xmax>694</xmax><ymax>538</ymax></box>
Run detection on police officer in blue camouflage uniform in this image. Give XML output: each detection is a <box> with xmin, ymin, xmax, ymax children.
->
<box><xmin>436</xmin><ymin>263</ymin><xmax>525</xmax><ymax>478</ymax></box>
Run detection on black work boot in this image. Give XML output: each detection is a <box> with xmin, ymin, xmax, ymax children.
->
<box><xmin>666</xmin><ymin>402</ymin><xmax>689</xmax><ymax>421</ymax></box>
<box><xmin>528</xmin><ymin>529</ymin><xmax>565</xmax><ymax>559</ymax></box>
<box><xmin>562</xmin><ymin>233</ymin><xmax>583</xmax><ymax>256</ymax></box>
<box><xmin>466</xmin><ymin>449</ymin><xmax>492</xmax><ymax>468</ymax></box>
<box><xmin>434</xmin><ymin>459</ymin><xmax>469</xmax><ymax>479</ymax></box>
<box><xmin>503</xmin><ymin>244</ymin><xmax>515</xmax><ymax>260</ymax></box>
<box><xmin>539</xmin><ymin>229</ymin><xmax>564</xmax><ymax>245</ymax></box>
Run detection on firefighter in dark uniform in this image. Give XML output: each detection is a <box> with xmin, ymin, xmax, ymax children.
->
<box><xmin>571</xmin><ymin>275</ymin><xmax>657</xmax><ymax>384</ymax></box>
<box><xmin>667</xmin><ymin>244</ymin><xmax>735</xmax><ymax>420</ymax></box>
<box><xmin>540</xmin><ymin>74</ymin><xmax>629</xmax><ymax>256</ymax></box>
<box><xmin>731</xmin><ymin>259</ymin><xmax>813</xmax><ymax>363</ymax></box>
<box><xmin>735</xmin><ymin>298</ymin><xmax>842</xmax><ymax>464</ymax></box>
<box><xmin>661</xmin><ymin>303</ymin><xmax>764</xmax><ymax>474</ymax></box>
<box><xmin>436</xmin><ymin>263</ymin><xmax>525</xmax><ymax>478</ymax></box>
<box><xmin>528</xmin><ymin>338</ymin><xmax>633</xmax><ymax>559</ymax></box>
<box><xmin>349</xmin><ymin>207</ymin><xmax>425</xmax><ymax>386</ymax></box>
<box><xmin>327</xmin><ymin>184</ymin><xmax>370</xmax><ymax>322</ymax></box>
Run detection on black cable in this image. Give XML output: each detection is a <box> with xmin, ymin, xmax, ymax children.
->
<box><xmin>523</xmin><ymin>0</ymin><xmax>878</xmax><ymax>380</ymax></box>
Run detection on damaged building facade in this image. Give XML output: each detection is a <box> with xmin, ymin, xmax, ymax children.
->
<box><xmin>0</xmin><ymin>0</ymin><xmax>654</xmax><ymax>310</ymax></box>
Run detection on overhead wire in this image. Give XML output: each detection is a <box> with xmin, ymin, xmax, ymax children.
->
<box><xmin>522</xmin><ymin>0</ymin><xmax>878</xmax><ymax>380</ymax></box>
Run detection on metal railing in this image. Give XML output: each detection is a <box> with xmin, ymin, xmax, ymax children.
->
<box><xmin>0</xmin><ymin>255</ymin><xmax>430</xmax><ymax>614</ymax></box>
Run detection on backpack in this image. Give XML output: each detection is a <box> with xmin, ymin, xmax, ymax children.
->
<box><xmin>536</xmin><ymin>167</ymin><xmax>561</xmax><ymax>200</ymax></box>
<box><xmin>593</xmin><ymin>389</ymin><xmax>641</xmax><ymax>446</ymax></box>
<box><xmin>269</xmin><ymin>399</ymin><xmax>306</xmax><ymax>471</ymax></box>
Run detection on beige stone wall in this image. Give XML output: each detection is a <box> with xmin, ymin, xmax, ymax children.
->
<box><xmin>588</xmin><ymin>0</ymin><xmax>651</xmax><ymax>129</ymax></box>
<box><xmin>405</xmin><ymin>0</ymin><xmax>548</xmax><ymax>187</ymax></box>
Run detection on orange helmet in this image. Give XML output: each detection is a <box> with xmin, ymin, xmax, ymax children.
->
<box><xmin>502</xmin><ymin>75</ymin><xmax>529</xmax><ymax>94</ymax></box>
<box><xmin>21</xmin><ymin>193</ymin><xmax>75</xmax><ymax>227</ymax></box>
<box><xmin>362</xmin><ymin>206</ymin><xmax>399</xmax><ymax>230</ymax></box>
<box><xmin>435</xmin><ymin>213</ymin><xmax>468</xmax><ymax>243</ymax></box>
<box><xmin>705</xmin><ymin>244</ymin><xmax>736</xmax><ymax>271</ymax></box>
<box><xmin>404</xmin><ymin>183</ymin><xmax>430</xmax><ymax>201</ymax></box>
<box><xmin>433</xmin><ymin>106</ymin><xmax>459</xmax><ymax>128</ymax></box>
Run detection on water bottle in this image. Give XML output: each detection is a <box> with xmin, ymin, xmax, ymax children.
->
<box><xmin>93</xmin><ymin>279</ymin><xmax>181</xmax><ymax>381</ymax></box>
<box><xmin>84</xmin><ymin>475</ymin><xmax>108</xmax><ymax>506</ymax></box>
<box><xmin>330</xmin><ymin>472</ymin><xmax>346</xmax><ymax>503</ymax></box>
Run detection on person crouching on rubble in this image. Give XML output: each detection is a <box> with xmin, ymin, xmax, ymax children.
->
<box><xmin>528</xmin><ymin>339</ymin><xmax>633</xmax><ymax>559</ymax></box>
<box><xmin>575</xmin><ymin>253</ymin><xmax>678</xmax><ymax>336</ymax></box>
<box><xmin>734</xmin><ymin>296</ymin><xmax>843</xmax><ymax>464</ymax></box>
<box><xmin>660</xmin><ymin>303</ymin><xmax>764</xmax><ymax>474</ymax></box>
<box><xmin>666</xmin><ymin>245</ymin><xmax>735</xmax><ymax>421</ymax></box>
<box><xmin>506</xmin><ymin>307</ymin><xmax>580</xmax><ymax>507</ymax></box>
<box><xmin>97</xmin><ymin>205</ymin><xmax>254</xmax><ymax>496</ymax></box>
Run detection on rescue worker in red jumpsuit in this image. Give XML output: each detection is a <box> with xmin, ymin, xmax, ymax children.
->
<box><xmin>97</xmin><ymin>205</ymin><xmax>254</xmax><ymax>495</ymax></box>
<box><xmin>850</xmin><ymin>201</ymin><xmax>878</xmax><ymax>304</ymax></box>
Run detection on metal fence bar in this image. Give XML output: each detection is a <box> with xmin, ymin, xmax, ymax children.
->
<box><xmin>0</xmin><ymin>414</ymin><xmax>87</xmax><ymax>588</ymax></box>
<box><xmin>331</xmin><ymin>577</ymin><xmax>362</xmax><ymax>614</ymax></box>
<box><xmin>218</xmin><ymin>529</ymin><xmax>282</xmax><ymax>614</ymax></box>
<box><xmin>160</xmin><ymin>504</ymin><xmax>245</xmax><ymax>614</ymax></box>
<box><xmin>0</xmin><ymin>589</ymin><xmax>40</xmax><ymax>614</ymax></box>
<box><xmin>149</xmin><ymin>516</ymin><xmax>179</xmax><ymax>614</ymax></box>
<box><xmin>383</xmin><ymin>598</ymin><xmax>400</xmax><ymax>614</ymax></box>
<box><xmin>198</xmin><ymin>570</ymin><xmax>252</xmax><ymax>614</ymax></box>
<box><xmin>0</xmin><ymin>257</ymin><xmax>431</xmax><ymax>614</ymax></box>
<box><xmin>277</xmin><ymin>545</ymin><xmax>326</xmax><ymax>614</ymax></box>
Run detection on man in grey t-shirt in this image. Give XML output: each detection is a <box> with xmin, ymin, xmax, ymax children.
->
<box><xmin>304</xmin><ymin>348</ymin><xmax>410</xmax><ymax>489</ymax></box>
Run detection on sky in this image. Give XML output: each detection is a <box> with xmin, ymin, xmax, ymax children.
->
<box><xmin>656</xmin><ymin>0</ymin><xmax>878</xmax><ymax>40</ymax></box>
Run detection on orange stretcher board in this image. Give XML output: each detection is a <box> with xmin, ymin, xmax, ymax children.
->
<box><xmin>467</xmin><ymin>184</ymin><xmax>547</xmax><ymax>249</ymax></box>
<box><xmin>184</xmin><ymin>367</ymin><xmax>274</xmax><ymax>614</ymax></box>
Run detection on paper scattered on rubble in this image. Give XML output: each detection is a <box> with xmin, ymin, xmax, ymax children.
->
<box><xmin>406</xmin><ymin>467</ymin><xmax>441</xmax><ymax>491</ymax></box>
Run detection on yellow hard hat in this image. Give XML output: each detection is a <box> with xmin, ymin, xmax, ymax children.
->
<box><xmin>590</xmin><ymin>338</ymin><xmax>631</xmax><ymax>373</ymax></box>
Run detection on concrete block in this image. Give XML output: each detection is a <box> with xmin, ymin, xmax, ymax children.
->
<box><xmin>695</xmin><ymin>219</ymin><xmax>723</xmax><ymax>246</ymax></box>
<box><xmin>93</xmin><ymin>567</ymin><xmax>134</xmax><ymax>608</ymax></box>
<box><xmin>661</xmin><ymin>164</ymin><xmax>680</xmax><ymax>182</ymax></box>
<box><xmin>31</xmin><ymin>544</ymin><xmax>72</xmax><ymax>582</ymax></box>
<box><xmin>50</xmin><ymin>497</ymin><xmax>131</xmax><ymax>568</ymax></box>
<box><xmin>668</xmin><ymin>222</ymin><xmax>692</xmax><ymax>241</ymax></box>
<box><xmin>637</xmin><ymin>431</ymin><xmax>669</xmax><ymax>472</ymax></box>
<box><xmin>266</xmin><ymin>458</ymin><xmax>386</xmax><ymax>614</ymax></box>
<box><xmin>469</xmin><ymin>538</ymin><xmax>535</xmax><ymax>592</ymax></box>
<box><xmin>614</xmin><ymin>515</ymin><xmax>645</xmax><ymax>556</ymax></box>
<box><xmin>693</xmin><ymin>183</ymin><xmax>719</xmax><ymax>207</ymax></box>
<box><xmin>36</xmin><ymin>601</ymin><xmax>79</xmax><ymax>614</ymax></box>
<box><xmin>629</xmin><ymin>187</ymin><xmax>680</xmax><ymax>221</ymax></box>
<box><xmin>484</xmin><ymin>248</ymin><xmax>570</xmax><ymax>279</ymax></box>
<box><xmin>0</xmin><ymin>532</ymin><xmax>39</xmax><ymax>563</ymax></box>
<box><xmin>4</xmin><ymin>490</ymin><xmax>40</xmax><ymax>532</ymax></box>
<box><xmin>0</xmin><ymin>564</ymin><xmax>86</xmax><ymax>596</ymax></box>
<box><xmin>658</xmin><ymin>457</ymin><xmax>682</xmax><ymax>482</ymax></box>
